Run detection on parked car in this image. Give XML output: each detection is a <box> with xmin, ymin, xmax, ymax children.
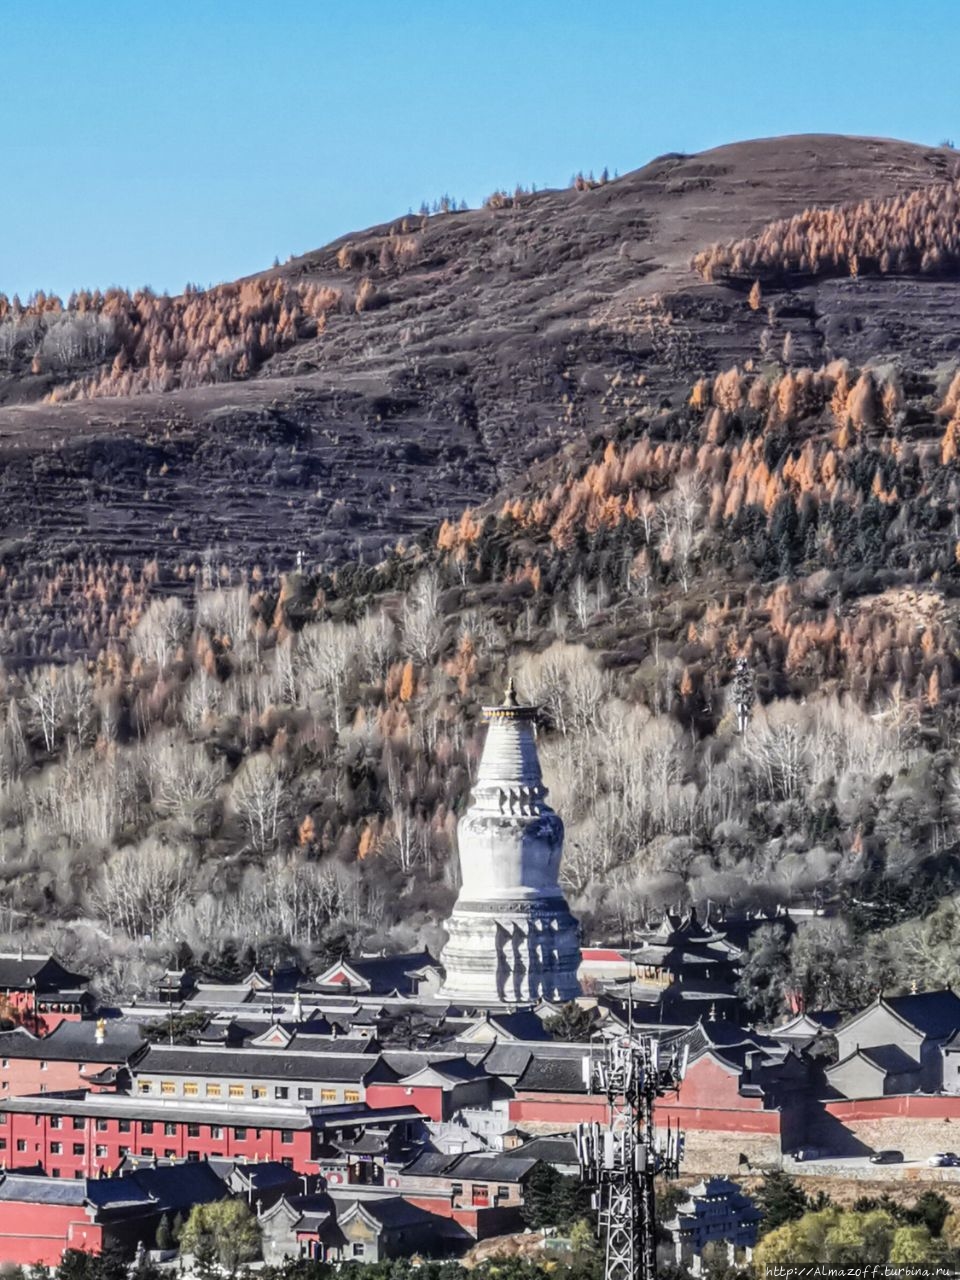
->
<box><xmin>870</xmin><ymin>1149</ymin><xmax>904</xmax><ymax>1164</ymax></box>
<box><xmin>928</xmin><ymin>1152</ymin><xmax>960</xmax><ymax>1166</ymax></box>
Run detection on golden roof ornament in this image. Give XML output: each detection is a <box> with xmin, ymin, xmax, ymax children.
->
<box><xmin>484</xmin><ymin>675</ymin><xmax>535</xmax><ymax>722</ymax></box>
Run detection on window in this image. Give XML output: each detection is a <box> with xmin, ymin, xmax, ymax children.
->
<box><xmin>252</xmin><ymin>1086</ymin><xmax>267</xmax><ymax>1100</ymax></box>
<box><xmin>137</xmin><ymin>1080</ymin><xmax>152</xmax><ymax>1094</ymax></box>
<box><xmin>72</xmin><ymin>1118</ymin><xmax>84</xmax><ymax>1130</ymax></box>
<box><xmin>187</xmin><ymin>1124</ymin><xmax>200</xmax><ymax>1138</ymax></box>
<box><xmin>164</xmin><ymin>1149</ymin><xmax>176</xmax><ymax>1158</ymax></box>
<box><xmin>160</xmin><ymin>1082</ymin><xmax>176</xmax><ymax>1096</ymax></box>
<box><xmin>16</xmin><ymin>1139</ymin><xmax>26</xmax><ymax>1152</ymax></box>
<box><xmin>228</xmin><ymin>1084</ymin><xmax>244</xmax><ymax>1099</ymax></box>
<box><xmin>50</xmin><ymin>1141</ymin><xmax>62</xmax><ymax>1155</ymax></box>
<box><xmin>0</xmin><ymin>1138</ymin><xmax>6</xmax><ymax>1150</ymax></box>
<box><xmin>498</xmin><ymin>1185</ymin><xmax>510</xmax><ymax>1198</ymax></box>
<box><xmin>95</xmin><ymin>1145</ymin><xmax>108</xmax><ymax>1158</ymax></box>
<box><xmin>187</xmin><ymin>1151</ymin><xmax>200</xmax><ymax>1162</ymax></box>
<box><xmin>0</xmin><ymin>1058</ymin><xmax>6</xmax><ymax>1067</ymax></box>
<box><xmin>352</xmin><ymin>1245</ymin><xmax>365</xmax><ymax>1259</ymax></box>
<box><xmin>49</xmin><ymin>1116</ymin><xmax>61</xmax><ymax>1129</ymax></box>
<box><xmin>164</xmin><ymin>1123</ymin><xmax>177</xmax><ymax>1137</ymax></box>
<box><xmin>451</xmin><ymin>1183</ymin><xmax>462</xmax><ymax>1197</ymax></box>
<box><xmin>95</xmin><ymin>1120</ymin><xmax>108</xmax><ymax>1132</ymax></box>
<box><xmin>234</xmin><ymin>1127</ymin><xmax>247</xmax><ymax>1140</ymax></box>
<box><xmin>320</xmin><ymin>1089</ymin><xmax>336</xmax><ymax>1103</ymax></box>
<box><xmin>118</xmin><ymin>1120</ymin><xmax>131</xmax><ymax>1134</ymax></box>
<box><xmin>274</xmin><ymin>1087</ymin><xmax>288</xmax><ymax>1100</ymax></box>
<box><xmin>205</xmin><ymin>1083</ymin><xmax>222</xmax><ymax>1098</ymax></box>
<box><xmin>281</xmin><ymin>1130</ymin><xmax>294</xmax><ymax>1145</ymax></box>
<box><xmin>183</xmin><ymin>1082</ymin><xmax>199</xmax><ymax>1097</ymax></box>
<box><xmin>344</xmin><ymin>1090</ymin><xmax>360</xmax><ymax>1104</ymax></box>
<box><xmin>72</xmin><ymin>1143</ymin><xmax>85</xmax><ymax>1156</ymax></box>
<box><xmin>141</xmin><ymin>1146</ymin><xmax>154</xmax><ymax>1157</ymax></box>
<box><xmin>118</xmin><ymin>1146</ymin><xmax>129</xmax><ymax>1157</ymax></box>
<box><xmin>297</xmin><ymin>1087</ymin><xmax>313</xmax><ymax>1101</ymax></box>
<box><xmin>211</xmin><ymin>1126</ymin><xmax>223</xmax><ymax>1140</ymax></box>
<box><xmin>141</xmin><ymin>1121</ymin><xmax>154</xmax><ymax>1134</ymax></box>
<box><xmin>40</xmin><ymin>1061</ymin><xmax>47</xmax><ymax>1071</ymax></box>
<box><xmin>50</xmin><ymin>1168</ymin><xmax>60</xmax><ymax>1178</ymax></box>
<box><xmin>281</xmin><ymin>1157</ymin><xmax>293</xmax><ymax>1168</ymax></box>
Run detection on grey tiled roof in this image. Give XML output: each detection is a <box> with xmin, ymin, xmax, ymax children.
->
<box><xmin>85</xmin><ymin>1162</ymin><xmax>226</xmax><ymax>1212</ymax></box>
<box><xmin>477</xmin><ymin>1044</ymin><xmax>533</xmax><ymax>1077</ymax></box>
<box><xmin>0</xmin><ymin>954</ymin><xmax>88</xmax><ymax>992</ymax></box>
<box><xmin>0</xmin><ymin>1021</ymin><xmax>145</xmax><ymax>1064</ymax></box>
<box><xmin>132</xmin><ymin>1045</ymin><xmax>393</xmax><ymax>1083</ymax></box>
<box><xmin>514</xmin><ymin>1055</ymin><xmax>588</xmax><ymax>1094</ymax></box>
<box><xmin>334</xmin><ymin>1195</ymin><xmax>443</xmax><ymax>1229</ymax></box>
<box><xmin>0</xmin><ymin>1173</ymin><xmax>88</xmax><ymax>1204</ymax></box>
<box><xmin>445</xmin><ymin>1153</ymin><xmax>539</xmax><ymax>1182</ymax></box>
<box><xmin>399</xmin><ymin>1151</ymin><xmax>454</xmax><ymax>1177</ymax></box>
<box><xmin>883</xmin><ymin>991</ymin><xmax>960</xmax><ymax>1039</ymax></box>
<box><xmin>506</xmin><ymin>1134</ymin><xmax>579</xmax><ymax>1165</ymax></box>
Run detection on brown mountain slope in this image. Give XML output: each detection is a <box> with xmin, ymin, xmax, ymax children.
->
<box><xmin>2</xmin><ymin>133</ymin><xmax>960</xmax><ymax>662</ymax></box>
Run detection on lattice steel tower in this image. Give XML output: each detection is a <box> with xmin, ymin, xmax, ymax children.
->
<box><xmin>578</xmin><ymin>1034</ymin><xmax>686</xmax><ymax>1280</ymax></box>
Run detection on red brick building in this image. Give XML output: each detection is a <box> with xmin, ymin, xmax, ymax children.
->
<box><xmin>505</xmin><ymin>1022</ymin><xmax>807</xmax><ymax>1169</ymax></box>
<box><xmin>0</xmin><ymin>1091</ymin><xmax>422</xmax><ymax>1180</ymax></box>
<box><xmin>0</xmin><ymin>954</ymin><xmax>92</xmax><ymax>1035</ymax></box>
<box><xmin>365</xmin><ymin>1059</ymin><xmax>493</xmax><ymax>1122</ymax></box>
<box><xmin>396</xmin><ymin>1150</ymin><xmax>539</xmax><ymax>1237</ymax></box>
<box><xmin>0</xmin><ymin>1021</ymin><xmax>145</xmax><ymax>1099</ymax></box>
<box><xmin>0</xmin><ymin>1163</ymin><xmax>226</xmax><ymax>1265</ymax></box>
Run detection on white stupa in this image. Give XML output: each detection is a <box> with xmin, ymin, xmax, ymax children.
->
<box><xmin>438</xmin><ymin>679</ymin><xmax>582</xmax><ymax>1005</ymax></box>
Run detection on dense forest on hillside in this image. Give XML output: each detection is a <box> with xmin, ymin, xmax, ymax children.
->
<box><xmin>694</xmin><ymin>175</ymin><xmax>960</xmax><ymax>283</ymax></box>
<box><xmin>4</xmin><ymin>349</ymin><xmax>960</xmax><ymax>1015</ymax></box>
<box><xmin>0</xmin><ymin>278</ymin><xmax>343</xmax><ymax>401</ymax></box>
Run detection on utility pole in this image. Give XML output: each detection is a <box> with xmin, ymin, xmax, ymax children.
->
<box><xmin>578</xmin><ymin>1032</ymin><xmax>687</xmax><ymax>1280</ymax></box>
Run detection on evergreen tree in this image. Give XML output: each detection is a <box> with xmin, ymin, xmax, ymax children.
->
<box><xmin>544</xmin><ymin>1001</ymin><xmax>596</xmax><ymax>1042</ymax></box>
<box><xmin>755</xmin><ymin>1171</ymin><xmax>808</xmax><ymax>1235</ymax></box>
<box><xmin>155</xmin><ymin>1213</ymin><xmax>173</xmax><ymax>1250</ymax></box>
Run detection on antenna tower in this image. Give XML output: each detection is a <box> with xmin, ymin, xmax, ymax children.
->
<box><xmin>578</xmin><ymin>1031</ymin><xmax>686</xmax><ymax>1280</ymax></box>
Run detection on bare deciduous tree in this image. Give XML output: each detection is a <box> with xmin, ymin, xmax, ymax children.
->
<box><xmin>92</xmin><ymin>839</ymin><xmax>193</xmax><ymax>939</ymax></box>
<box><xmin>142</xmin><ymin>732</ymin><xmax>225</xmax><ymax>830</ymax></box>
<box><xmin>132</xmin><ymin>597</ymin><xmax>191</xmax><ymax>670</ymax></box>
<box><xmin>230</xmin><ymin>752</ymin><xmax>288</xmax><ymax>853</ymax></box>
<box><xmin>298</xmin><ymin>621</ymin><xmax>353</xmax><ymax>733</ymax></box>
<box><xmin>401</xmin><ymin>571</ymin><xmax>442</xmax><ymax>664</ymax></box>
<box><xmin>21</xmin><ymin>664</ymin><xmax>66</xmax><ymax>752</ymax></box>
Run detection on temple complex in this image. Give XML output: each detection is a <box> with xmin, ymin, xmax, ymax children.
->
<box><xmin>438</xmin><ymin>680</ymin><xmax>582</xmax><ymax>1005</ymax></box>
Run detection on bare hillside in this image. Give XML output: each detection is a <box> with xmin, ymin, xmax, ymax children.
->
<box><xmin>3</xmin><ymin>133</ymin><xmax>960</xmax><ymax>661</ymax></box>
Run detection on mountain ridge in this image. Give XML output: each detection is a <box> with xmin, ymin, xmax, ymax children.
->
<box><xmin>3</xmin><ymin>132</ymin><xmax>960</xmax><ymax>664</ymax></box>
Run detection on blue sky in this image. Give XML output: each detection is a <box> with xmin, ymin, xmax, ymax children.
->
<box><xmin>2</xmin><ymin>0</ymin><xmax>957</xmax><ymax>299</ymax></box>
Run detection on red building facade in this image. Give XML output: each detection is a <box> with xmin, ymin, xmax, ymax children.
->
<box><xmin>0</xmin><ymin>1094</ymin><xmax>423</xmax><ymax>1181</ymax></box>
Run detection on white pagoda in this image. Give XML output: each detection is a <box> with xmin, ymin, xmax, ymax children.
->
<box><xmin>438</xmin><ymin>679</ymin><xmax>582</xmax><ymax>1005</ymax></box>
